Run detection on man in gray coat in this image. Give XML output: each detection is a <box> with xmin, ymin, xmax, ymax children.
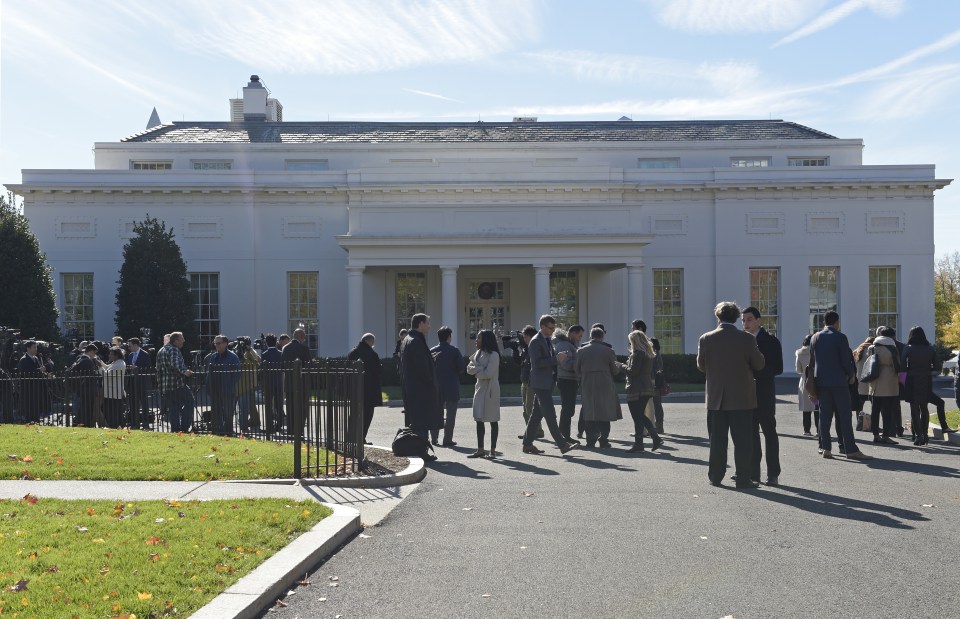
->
<box><xmin>698</xmin><ymin>301</ymin><xmax>765</xmax><ymax>489</ymax></box>
<box><xmin>521</xmin><ymin>315</ymin><xmax>578</xmax><ymax>455</ymax></box>
<box><xmin>575</xmin><ymin>327</ymin><xmax>623</xmax><ymax>448</ymax></box>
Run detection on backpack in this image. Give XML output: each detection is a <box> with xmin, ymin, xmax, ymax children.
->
<box><xmin>391</xmin><ymin>427</ymin><xmax>437</xmax><ymax>461</ymax></box>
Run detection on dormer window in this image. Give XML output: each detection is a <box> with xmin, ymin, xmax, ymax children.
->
<box><xmin>130</xmin><ymin>160</ymin><xmax>172</xmax><ymax>170</ymax></box>
<box><xmin>192</xmin><ymin>160</ymin><xmax>233</xmax><ymax>170</ymax></box>
<box><xmin>731</xmin><ymin>158</ymin><xmax>770</xmax><ymax>168</ymax></box>
<box><xmin>788</xmin><ymin>157</ymin><xmax>829</xmax><ymax>167</ymax></box>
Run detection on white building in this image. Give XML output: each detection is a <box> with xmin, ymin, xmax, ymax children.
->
<box><xmin>6</xmin><ymin>79</ymin><xmax>952</xmax><ymax>370</ymax></box>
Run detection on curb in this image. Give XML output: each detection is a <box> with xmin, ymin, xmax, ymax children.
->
<box><xmin>926</xmin><ymin>426</ymin><xmax>960</xmax><ymax>446</ymax></box>
<box><xmin>190</xmin><ymin>502</ymin><xmax>361</xmax><ymax>619</ymax></box>
<box><xmin>385</xmin><ymin>392</ymin><xmax>704</xmax><ymax>407</ymax></box>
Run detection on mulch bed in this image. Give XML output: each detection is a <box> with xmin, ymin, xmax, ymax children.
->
<box><xmin>357</xmin><ymin>447</ymin><xmax>409</xmax><ymax>477</ymax></box>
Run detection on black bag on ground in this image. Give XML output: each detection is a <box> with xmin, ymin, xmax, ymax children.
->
<box><xmin>392</xmin><ymin>427</ymin><xmax>436</xmax><ymax>460</ymax></box>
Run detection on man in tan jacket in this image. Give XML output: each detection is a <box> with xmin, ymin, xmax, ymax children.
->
<box><xmin>697</xmin><ymin>301</ymin><xmax>766</xmax><ymax>489</ymax></box>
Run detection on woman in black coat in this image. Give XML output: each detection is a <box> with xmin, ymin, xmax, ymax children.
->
<box><xmin>901</xmin><ymin>326</ymin><xmax>937</xmax><ymax>446</ymax></box>
<box><xmin>348</xmin><ymin>333</ymin><xmax>384</xmax><ymax>444</ymax></box>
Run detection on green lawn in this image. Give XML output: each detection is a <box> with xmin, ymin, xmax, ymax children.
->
<box><xmin>0</xmin><ymin>426</ymin><xmax>327</xmax><ymax>481</ymax></box>
<box><xmin>381</xmin><ymin>382</ymin><xmax>704</xmax><ymax>401</ymax></box>
<box><xmin>0</xmin><ymin>496</ymin><xmax>329</xmax><ymax>618</ymax></box>
<box><xmin>942</xmin><ymin>409</ymin><xmax>960</xmax><ymax>430</ymax></box>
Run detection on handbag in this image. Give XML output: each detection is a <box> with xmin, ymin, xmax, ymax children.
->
<box><xmin>803</xmin><ymin>337</ymin><xmax>819</xmax><ymax>400</ymax></box>
<box><xmin>659</xmin><ymin>382</ymin><xmax>670</xmax><ymax>397</ymax></box>
<box><xmin>391</xmin><ymin>427</ymin><xmax>436</xmax><ymax>461</ymax></box>
<box><xmin>859</xmin><ymin>347</ymin><xmax>880</xmax><ymax>383</ymax></box>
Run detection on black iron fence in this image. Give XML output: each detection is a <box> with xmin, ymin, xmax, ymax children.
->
<box><xmin>0</xmin><ymin>359</ymin><xmax>365</xmax><ymax>477</ymax></box>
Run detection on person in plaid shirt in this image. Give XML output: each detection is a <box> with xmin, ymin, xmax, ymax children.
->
<box><xmin>156</xmin><ymin>331</ymin><xmax>195</xmax><ymax>432</ymax></box>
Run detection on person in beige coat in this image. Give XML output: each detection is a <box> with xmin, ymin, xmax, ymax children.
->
<box><xmin>466</xmin><ymin>330</ymin><xmax>501</xmax><ymax>459</ymax></box>
<box><xmin>866</xmin><ymin>329</ymin><xmax>900</xmax><ymax>443</ymax></box>
<box><xmin>575</xmin><ymin>327</ymin><xmax>624</xmax><ymax>448</ymax></box>
<box><xmin>697</xmin><ymin>301</ymin><xmax>765</xmax><ymax>489</ymax></box>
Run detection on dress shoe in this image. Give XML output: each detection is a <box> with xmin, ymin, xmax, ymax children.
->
<box><xmin>586</xmin><ymin>441</ymin><xmax>597</xmax><ymax>448</ymax></box>
<box><xmin>736</xmin><ymin>480</ymin><xmax>761</xmax><ymax>490</ymax></box>
<box><xmin>576</xmin><ymin>432</ymin><xmax>584</xmax><ymax>439</ymax></box>
<box><xmin>845</xmin><ymin>451</ymin><xmax>873</xmax><ymax>460</ymax></box>
<box><xmin>364</xmin><ymin>441</ymin><xmax>373</xmax><ymax>445</ymax></box>
<box><xmin>424</xmin><ymin>453</ymin><xmax>438</xmax><ymax>462</ymax></box>
<box><xmin>651</xmin><ymin>438</ymin><xmax>664</xmax><ymax>451</ymax></box>
<box><xmin>522</xmin><ymin>445</ymin><xmax>544</xmax><ymax>455</ymax></box>
<box><xmin>879</xmin><ymin>437</ymin><xmax>896</xmax><ymax>444</ymax></box>
<box><xmin>441</xmin><ymin>441</ymin><xmax>458</xmax><ymax>447</ymax></box>
<box><xmin>709</xmin><ymin>480</ymin><xmax>722</xmax><ymax>487</ymax></box>
<box><xmin>821</xmin><ymin>450</ymin><xmax>833</xmax><ymax>459</ymax></box>
<box><xmin>803</xmin><ymin>431</ymin><xmax>813</xmax><ymax>436</ymax></box>
<box><xmin>467</xmin><ymin>450</ymin><xmax>486</xmax><ymax>458</ymax></box>
<box><xmin>559</xmin><ymin>442</ymin><xmax>579</xmax><ymax>455</ymax></box>
<box><xmin>485</xmin><ymin>450</ymin><xmax>497</xmax><ymax>460</ymax></box>
<box><xmin>872</xmin><ymin>435</ymin><xmax>883</xmax><ymax>443</ymax></box>
<box><xmin>627</xmin><ymin>444</ymin><xmax>644</xmax><ymax>452</ymax></box>
<box><xmin>431</xmin><ymin>440</ymin><xmax>440</xmax><ymax>446</ymax></box>
<box><xmin>598</xmin><ymin>440</ymin><xmax>612</xmax><ymax>449</ymax></box>
<box><xmin>766</xmin><ymin>476</ymin><xmax>779</xmax><ymax>486</ymax></box>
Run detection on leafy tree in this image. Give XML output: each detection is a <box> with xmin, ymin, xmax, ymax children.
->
<box><xmin>0</xmin><ymin>193</ymin><xmax>59</xmax><ymax>339</ymax></box>
<box><xmin>934</xmin><ymin>252</ymin><xmax>960</xmax><ymax>344</ymax></box>
<box><xmin>115</xmin><ymin>215</ymin><xmax>197</xmax><ymax>348</ymax></box>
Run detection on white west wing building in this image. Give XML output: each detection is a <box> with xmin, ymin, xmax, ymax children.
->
<box><xmin>6</xmin><ymin>77</ymin><xmax>952</xmax><ymax>369</ymax></box>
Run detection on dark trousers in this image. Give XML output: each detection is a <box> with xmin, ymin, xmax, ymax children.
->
<box><xmin>585</xmin><ymin>420</ymin><xmax>610</xmax><ymax>442</ymax></box>
<box><xmin>802</xmin><ymin>408</ymin><xmax>819</xmax><ymax>433</ymax></box>
<box><xmin>708</xmin><ymin>409</ymin><xmax>753</xmax><ymax>485</ymax></box>
<box><xmin>363</xmin><ymin>402</ymin><xmax>377</xmax><ymax>440</ymax></box>
<box><xmin>628</xmin><ymin>397</ymin><xmax>660</xmax><ymax>447</ymax></box>
<box><xmin>909</xmin><ymin>399</ymin><xmax>931</xmax><ymax>440</ymax></box>
<box><xmin>818</xmin><ymin>386</ymin><xmax>858</xmax><ymax>454</ymax></box>
<box><xmin>127</xmin><ymin>378</ymin><xmax>151</xmax><ymax>429</ymax></box>
<box><xmin>76</xmin><ymin>392</ymin><xmax>96</xmax><ymax>427</ymax></box>
<box><xmin>871</xmin><ymin>395</ymin><xmax>898</xmax><ymax>438</ymax></box>
<box><xmin>441</xmin><ymin>401</ymin><xmax>458</xmax><ymax>444</ymax></box>
<box><xmin>929</xmin><ymin>392</ymin><xmax>949</xmax><ymax>431</ymax></box>
<box><xmin>167</xmin><ymin>386</ymin><xmax>195</xmax><ymax>432</ymax></box>
<box><xmin>476</xmin><ymin>421</ymin><xmax>499</xmax><ymax>451</ymax></box>
<box><xmin>524</xmin><ymin>387</ymin><xmax>567</xmax><ymax>448</ymax></box>
<box><xmin>210</xmin><ymin>389</ymin><xmax>236</xmax><ymax>435</ymax></box>
<box><xmin>653</xmin><ymin>395</ymin><xmax>664</xmax><ymax>431</ymax></box>
<box><xmin>750</xmin><ymin>407</ymin><xmax>781</xmax><ymax>481</ymax></box>
<box><xmin>557</xmin><ymin>378</ymin><xmax>579</xmax><ymax>439</ymax></box>
<box><xmin>103</xmin><ymin>398</ymin><xmax>125</xmax><ymax>429</ymax></box>
<box><xmin>263</xmin><ymin>382</ymin><xmax>284</xmax><ymax>431</ymax></box>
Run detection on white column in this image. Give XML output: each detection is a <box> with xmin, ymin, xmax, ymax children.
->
<box><xmin>346</xmin><ymin>265</ymin><xmax>365</xmax><ymax>346</ymax></box>
<box><xmin>533</xmin><ymin>264</ymin><xmax>553</xmax><ymax>317</ymax></box>
<box><xmin>626</xmin><ymin>263</ymin><xmax>644</xmax><ymax>327</ymax></box>
<box><xmin>440</xmin><ymin>265</ymin><xmax>459</xmax><ymax>343</ymax></box>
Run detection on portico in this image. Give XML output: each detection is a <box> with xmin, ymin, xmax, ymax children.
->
<box><xmin>337</xmin><ymin>233</ymin><xmax>652</xmax><ymax>349</ymax></box>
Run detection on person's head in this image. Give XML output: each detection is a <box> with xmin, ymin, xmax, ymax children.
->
<box><xmin>279</xmin><ymin>334</ymin><xmax>291</xmax><ymax>348</ymax></box>
<box><xmin>590</xmin><ymin>326</ymin><xmax>605</xmax><ymax>340</ymax></box>
<box><xmin>24</xmin><ymin>341</ymin><xmax>37</xmax><ymax>356</ymax></box>
<box><xmin>84</xmin><ymin>343</ymin><xmax>99</xmax><ymax>358</ymax></box>
<box><xmin>293</xmin><ymin>328</ymin><xmax>307</xmax><ymax>343</ymax></box>
<box><xmin>477</xmin><ymin>330</ymin><xmax>498</xmax><ymax>354</ymax></box>
<box><xmin>591</xmin><ymin>323</ymin><xmax>606</xmax><ymax>334</ymax></box>
<box><xmin>437</xmin><ymin>326</ymin><xmax>453</xmax><ymax>343</ymax></box>
<box><xmin>714</xmin><ymin>301</ymin><xmax>741</xmax><ymax>325</ymax></box>
<box><xmin>522</xmin><ymin>325</ymin><xmax>537</xmax><ymax>345</ymax></box>
<box><xmin>109</xmin><ymin>347</ymin><xmax>123</xmax><ymax>362</ymax></box>
<box><xmin>169</xmin><ymin>332</ymin><xmax>185</xmax><ymax>348</ymax></box>
<box><xmin>163</xmin><ymin>333</ymin><xmax>171</xmax><ymax>346</ymax></box>
<box><xmin>741</xmin><ymin>306</ymin><xmax>761</xmax><ymax>334</ymax></box>
<box><xmin>111</xmin><ymin>336</ymin><xmax>123</xmax><ymax>346</ymax></box>
<box><xmin>538</xmin><ymin>315</ymin><xmax>557</xmax><ymax>336</ymax></box>
<box><xmin>264</xmin><ymin>333</ymin><xmax>277</xmax><ymax>348</ymax></box>
<box><xmin>876</xmin><ymin>326</ymin><xmax>895</xmax><ymax>338</ymax></box>
<box><xmin>801</xmin><ymin>334</ymin><xmax>812</xmax><ymax>347</ymax></box>
<box><xmin>361</xmin><ymin>333</ymin><xmax>376</xmax><ymax>348</ymax></box>
<box><xmin>632</xmin><ymin>319</ymin><xmax>647</xmax><ymax>333</ymax></box>
<box><xmin>398</xmin><ymin>328</ymin><xmax>408</xmax><ymax>340</ymax></box>
<box><xmin>907</xmin><ymin>326</ymin><xmax>929</xmax><ymax>346</ymax></box>
<box><xmin>127</xmin><ymin>337</ymin><xmax>142</xmax><ymax>351</ymax></box>
<box><xmin>411</xmin><ymin>313</ymin><xmax>430</xmax><ymax>335</ymax></box>
<box><xmin>568</xmin><ymin>324</ymin><xmax>585</xmax><ymax>345</ymax></box>
<box><xmin>213</xmin><ymin>334</ymin><xmax>229</xmax><ymax>352</ymax></box>
<box><xmin>824</xmin><ymin>311</ymin><xmax>840</xmax><ymax>327</ymax></box>
<box><xmin>629</xmin><ymin>330</ymin><xmax>653</xmax><ymax>354</ymax></box>
<box><xmin>651</xmin><ymin>337</ymin><xmax>660</xmax><ymax>353</ymax></box>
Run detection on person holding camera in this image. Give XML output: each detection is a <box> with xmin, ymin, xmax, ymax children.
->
<box><xmin>235</xmin><ymin>336</ymin><xmax>261</xmax><ymax>434</ymax></box>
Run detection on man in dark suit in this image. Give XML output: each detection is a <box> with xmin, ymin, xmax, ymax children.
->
<box><xmin>521</xmin><ymin>314</ymin><xmax>578</xmax><ymax>456</ymax></box>
<box><xmin>742</xmin><ymin>307</ymin><xmax>783</xmax><ymax>486</ymax></box>
<box><xmin>698</xmin><ymin>301</ymin><xmax>765</xmax><ymax>489</ymax></box>
<box><xmin>431</xmin><ymin>326</ymin><xmax>466</xmax><ymax>447</ymax></box>
<box><xmin>125</xmin><ymin>337</ymin><xmax>153</xmax><ymax>429</ymax></box>
<box><xmin>809</xmin><ymin>311</ymin><xmax>872</xmax><ymax>460</ymax></box>
<box><xmin>70</xmin><ymin>344</ymin><xmax>101</xmax><ymax>427</ymax></box>
<box><xmin>16</xmin><ymin>341</ymin><xmax>44</xmax><ymax>422</ymax></box>
<box><xmin>260</xmin><ymin>334</ymin><xmax>284</xmax><ymax>433</ymax></box>
<box><xmin>400</xmin><ymin>314</ymin><xmax>440</xmax><ymax>446</ymax></box>
<box><xmin>281</xmin><ymin>328</ymin><xmax>312</xmax><ymax>432</ymax></box>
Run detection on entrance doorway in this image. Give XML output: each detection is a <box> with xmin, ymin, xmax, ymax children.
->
<box><xmin>464</xmin><ymin>279</ymin><xmax>509</xmax><ymax>341</ymax></box>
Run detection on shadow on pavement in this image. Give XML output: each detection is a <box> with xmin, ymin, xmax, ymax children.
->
<box><xmin>491</xmin><ymin>458</ymin><xmax>561</xmax><ymax>476</ymax></box>
<box><xmin>427</xmin><ymin>460</ymin><xmax>491</xmax><ymax>480</ymax></box>
<box><xmin>864</xmin><ymin>457</ymin><xmax>960</xmax><ymax>478</ymax></box>
<box><xmin>750</xmin><ymin>484</ymin><xmax>929</xmax><ymax>529</ymax></box>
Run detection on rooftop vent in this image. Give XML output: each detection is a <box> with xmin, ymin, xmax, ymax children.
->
<box><xmin>231</xmin><ymin>75</ymin><xmax>283</xmax><ymax>122</ymax></box>
<box><xmin>513</xmin><ymin>116</ymin><xmax>538</xmax><ymax>123</ymax></box>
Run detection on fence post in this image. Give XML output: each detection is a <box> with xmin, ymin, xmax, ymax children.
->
<box><xmin>292</xmin><ymin>359</ymin><xmax>302</xmax><ymax>478</ymax></box>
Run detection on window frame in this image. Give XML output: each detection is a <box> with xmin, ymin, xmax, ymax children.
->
<box><xmin>130</xmin><ymin>160</ymin><xmax>172</xmax><ymax>170</ymax></box>
<box><xmin>288</xmin><ymin>271</ymin><xmax>320</xmax><ymax>353</ymax></box>
<box><xmin>788</xmin><ymin>157</ymin><xmax>829</xmax><ymax>167</ymax></box>
<box><xmin>868</xmin><ymin>266</ymin><xmax>899</xmax><ymax>335</ymax></box>
<box><xmin>189</xmin><ymin>273</ymin><xmax>221</xmax><ymax>352</ymax></box>
<box><xmin>395</xmin><ymin>272</ymin><xmax>427</xmax><ymax>337</ymax></box>
<box><xmin>749</xmin><ymin>267</ymin><xmax>780</xmax><ymax>338</ymax></box>
<box><xmin>730</xmin><ymin>157</ymin><xmax>771</xmax><ymax>168</ymax></box>
<box><xmin>62</xmin><ymin>273</ymin><xmax>95</xmax><ymax>341</ymax></box>
<box><xmin>549</xmin><ymin>270</ymin><xmax>579</xmax><ymax>329</ymax></box>
<box><xmin>652</xmin><ymin>268</ymin><xmax>683</xmax><ymax>354</ymax></box>
<box><xmin>808</xmin><ymin>266</ymin><xmax>839</xmax><ymax>333</ymax></box>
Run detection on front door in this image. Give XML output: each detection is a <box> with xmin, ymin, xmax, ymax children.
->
<box><xmin>464</xmin><ymin>279</ymin><xmax>509</xmax><ymax>341</ymax></box>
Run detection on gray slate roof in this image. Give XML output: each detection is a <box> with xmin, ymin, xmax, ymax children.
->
<box><xmin>121</xmin><ymin>119</ymin><xmax>837</xmax><ymax>144</ymax></box>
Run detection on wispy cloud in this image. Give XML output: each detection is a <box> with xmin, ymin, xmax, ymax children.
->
<box><xmin>402</xmin><ymin>89</ymin><xmax>463</xmax><ymax>103</ymax></box>
<box><xmin>523</xmin><ymin>50</ymin><xmax>692</xmax><ymax>82</ymax></box>
<box><xmin>852</xmin><ymin>63</ymin><xmax>960</xmax><ymax>121</ymax></box>
<box><xmin>173</xmin><ymin>0</ymin><xmax>541</xmax><ymax>74</ymax></box>
<box><xmin>650</xmin><ymin>0</ymin><xmax>824</xmax><ymax>33</ymax></box>
<box><xmin>773</xmin><ymin>0</ymin><xmax>905</xmax><ymax>47</ymax></box>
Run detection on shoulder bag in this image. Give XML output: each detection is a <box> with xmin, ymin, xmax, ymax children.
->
<box><xmin>858</xmin><ymin>346</ymin><xmax>880</xmax><ymax>383</ymax></box>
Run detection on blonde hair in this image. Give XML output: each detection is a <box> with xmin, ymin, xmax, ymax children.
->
<box><xmin>628</xmin><ymin>330</ymin><xmax>653</xmax><ymax>355</ymax></box>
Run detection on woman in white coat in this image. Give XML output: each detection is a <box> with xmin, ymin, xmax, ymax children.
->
<box><xmin>466</xmin><ymin>330</ymin><xmax>501</xmax><ymax>459</ymax></box>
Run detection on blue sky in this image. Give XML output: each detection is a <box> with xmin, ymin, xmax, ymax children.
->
<box><xmin>2</xmin><ymin>0</ymin><xmax>958</xmax><ymax>254</ymax></box>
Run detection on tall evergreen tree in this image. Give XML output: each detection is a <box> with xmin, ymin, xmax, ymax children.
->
<box><xmin>115</xmin><ymin>215</ymin><xmax>197</xmax><ymax>348</ymax></box>
<box><xmin>0</xmin><ymin>193</ymin><xmax>60</xmax><ymax>340</ymax></box>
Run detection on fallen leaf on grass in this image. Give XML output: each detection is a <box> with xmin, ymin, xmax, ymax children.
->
<box><xmin>203</xmin><ymin>454</ymin><xmax>217</xmax><ymax>459</ymax></box>
<box><xmin>145</xmin><ymin>537</ymin><xmax>163</xmax><ymax>546</ymax></box>
<box><xmin>47</xmin><ymin>565</ymin><xmax>58</xmax><ymax>573</ymax></box>
<box><xmin>6</xmin><ymin>579</ymin><xmax>28</xmax><ymax>592</ymax></box>
<box><xmin>21</xmin><ymin>494</ymin><xmax>38</xmax><ymax>505</ymax></box>
<box><xmin>22</xmin><ymin>455</ymin><xmax>33</xmax><ymax>463</ymax></box>
<box><xmin>154</xmin><ymin>518</ymin><xmax>165</xmax><ymax>523</ymax></box>
<box><xmin>7</xmin><ymin>454</ymin><xmax>17</xmax><ymax>461</ymax></box>
<box><xmin>77</xmin><ymin>526</ymin><xmax>89</xmax><ymax>532</ymax></box>
<box><xmin>137</xmin><ymin>591</ymin><xmax>153</xmax><ymax>601</ymax></box>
